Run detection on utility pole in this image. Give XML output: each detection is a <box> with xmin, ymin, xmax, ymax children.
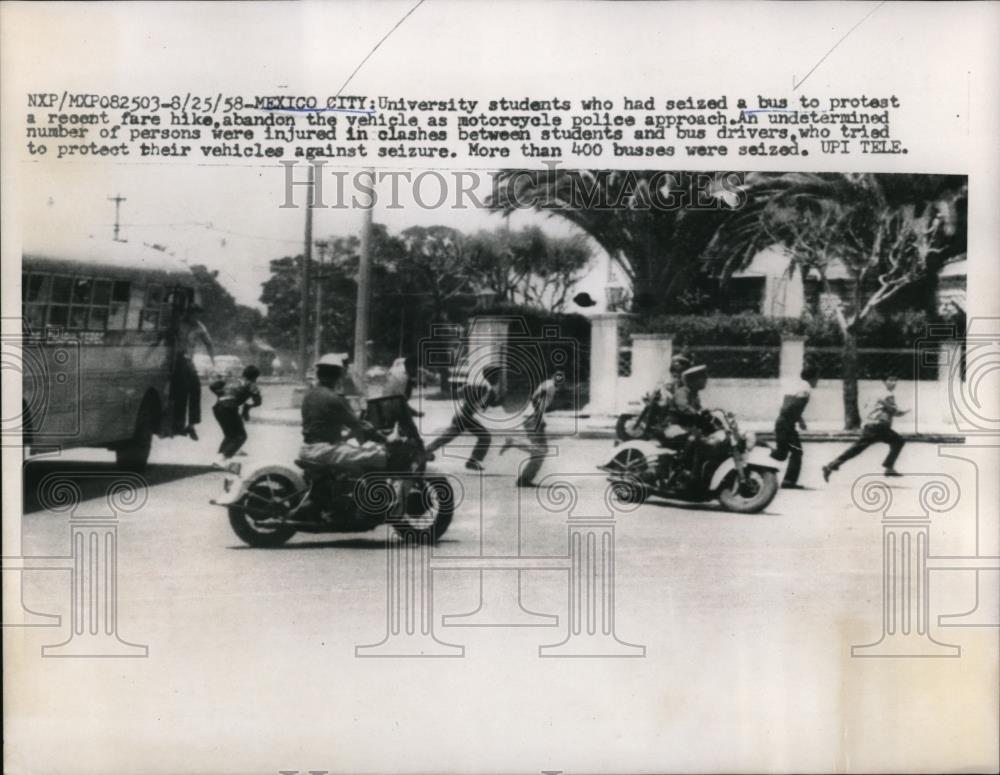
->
<box><xmin>108</xmin><ymin>194</ymin><xmax>126</xmax><ymax>242</ymax></box>
<box><xmin>313</xmin><ymin>239</ymin><xmax>329</xmax><ymax>364</ymax></box>
<box><xmin>353</xmin><ymin>168</ymin><xmax>375</xmax><ymax>379</ymax></box>
<box><xmin>298</xmin><ymin>165</ymin><xmax>314</xmax><ymax>382</ymax></box>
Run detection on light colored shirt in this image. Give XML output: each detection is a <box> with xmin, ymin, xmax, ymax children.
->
<box><xmin>529</xmin><ymin>378</ymin><xmax>558</xmax><ymax>419</ymax></box>
<box><xmin>777</xmin><ymin>380</ymin><xmax>812</xmax><ymax>425</ymax></box>
<box><xmin>866</xmin><ymin>392</ymin><xmax>905</xmax><ymax>427</ymax></box>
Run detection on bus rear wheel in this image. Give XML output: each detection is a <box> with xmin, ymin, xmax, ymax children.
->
<box><xmin>117</xmin><ymin>402</ymin><xmax>154</xmax><ymax>472</ymax></box>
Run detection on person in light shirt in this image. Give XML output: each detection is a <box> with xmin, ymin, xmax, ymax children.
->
<box><xmin>499</xmin><ymin>371</ymin><xmax>564</xmax><ymax>487</ymax></box>
<box><xmin>823</xmin><ymin>374</ymin><xmax>908</xmax><ymax>481</ymax></box>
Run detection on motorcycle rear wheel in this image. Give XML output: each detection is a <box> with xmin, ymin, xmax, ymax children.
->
<box><xmin>392</xmin><ymin>477</ymin><xmax>454</xmax><ymax>542</ymax></box>
<box><xmin>718</xmin><ymin>468</ymin><xmax>779</xmax><ymax>514</ymax></box>
<box><xmin>228</xmin><ymin>473</ymin><xmax>298</xmax><ymax>547</ymax></box>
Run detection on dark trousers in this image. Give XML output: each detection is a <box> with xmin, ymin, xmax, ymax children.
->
<box><xmin>828</xmin><ymin>423</ymin><xmax>904</xmax><ymax>471</ymax></box>
<box><xmin>507</xmin><ymin>420</ymin><xmax>549</xmax><ymax>485</ymax></box>
<box><xmin>426</xmin><ymin>410</ymin><xmax>491</xmax><ymax>463</ymax></box>
<box><xmin>771</xmin><ymin>421</ymin><xmax>803</xmax><ymax>485</ymax></box>
<box><xmin>172</xmin><ymin>357</ymin><xmax>202</xmax><ymax>432</ymax></box>
<box><xmin>213</xmin><ymin>404</ymin><xmax>247</xmax><ymax>458</ymax></box>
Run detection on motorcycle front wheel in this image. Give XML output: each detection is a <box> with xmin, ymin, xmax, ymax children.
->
<box><xmin>393</xmin><ymin>477</ymin><xmax>454</xmax><ymax>542</ymax></box>
<box><xmin>228</xmin><ymin>473</ymin><xmax>298</xmax><ymax>547</ymax></box>
<box><xmin>718</xmin><ymin>467</ymin><xmax>779</xmax><ymax>514</ymax></box>
<box><xmin>615</xmin><ymin>413</ymin><xmax>647</xmax><ymax>440</ymax></box>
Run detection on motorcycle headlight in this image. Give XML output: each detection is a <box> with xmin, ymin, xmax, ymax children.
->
<box><xmin>743</xmin><ymin>431</ymin><xmax>757</xmax><ymax>450</ymax></box>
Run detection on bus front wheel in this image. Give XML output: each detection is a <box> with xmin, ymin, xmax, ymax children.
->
<box><xmin>117</xmin><ymin>402</ymin><xmax>154</xmax><ymax>472</ymax></box>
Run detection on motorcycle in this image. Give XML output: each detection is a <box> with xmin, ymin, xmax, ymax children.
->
<box><xmin>211</xmin><ymin>395</ymin><xmax>455</xmax><ymax>547</ymax></box>
<box><xmin>599</xmin><ymin>408</ymin><xmax>781</xmax><ymax>513</ymax></box>
<box><xmin>615</xmin><ymin>389</ymin><xmax>665</xmax><ymax>441</ymax></box>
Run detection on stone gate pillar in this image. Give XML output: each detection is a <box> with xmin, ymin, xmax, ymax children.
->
<box><xmin>466</xmin><ymin>316</ymin><xmax>512</xmax><ymax>391</ymax></box>
<box><xmin>780</xmin><ymin>334</ymin><xmax>806</xmax><ymax>384</ymax></box>
<box><xmin>630</xmin><ymin>333</ymin><xmax>673</xmax><ymax>393</ymax></box>
<box><xmin>583</xmin><ymin>313</ymin><xmax>626</xmax><ymax>416</ymax></box>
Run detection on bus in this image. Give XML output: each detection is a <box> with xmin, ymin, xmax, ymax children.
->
<box><xmin>21</xmin><ymin>237</ymin><xmax>198</xmax><ymax>470</ymax></box>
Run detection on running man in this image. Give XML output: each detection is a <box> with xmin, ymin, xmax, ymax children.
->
<box><xmin>425</xmin><ymin>366</ymin><xmax>503</xmax><ymax>471</ymax></box>
<box><xmin>499</xmin><ymin>371</ymin><xmax>564</xmax><ymax>487</ymax></box>
<box><xmin>822</xmin><ymin>375</ymin><xmax>908</xmax><ymax>481</ymax></box>
<box><xmin>771</xmin><ymin>364</ymin><xmax>819</xmax><ymax>488</ymax></box>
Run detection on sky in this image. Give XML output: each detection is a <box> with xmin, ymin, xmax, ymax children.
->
<box><xmin>20</xmin><ymin>161</ymin><xmax>622</xmax><ymax>310</ymax></box>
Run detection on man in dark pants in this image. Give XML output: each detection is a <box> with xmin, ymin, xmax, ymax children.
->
<box><xmin>425</xmin><ymin>366</ymin><xmax>503</xmax><ymax>471</ymax></box>
<box><xmin>210</xmin><ymin>365</ymin><xmax>263</xmax><ymax>466</ymax></box>
<box><xmin>499</xmin><ymin>371</ymin><xmax>563</xmax><ymax>487</ymax></box>
<box><xmin>823</xmin><ymin>375</ymin><xmax>908</xmax><ymax>481</ymax></box>
<box><xmin>771</xmin><ymin>364</ymin><xmax>819</xmax><ymax>488</ymax></box>
<box><xmin>170</xmin><ymin>306</ymin><xmax>215</xmax><ymax>440</ymax></box>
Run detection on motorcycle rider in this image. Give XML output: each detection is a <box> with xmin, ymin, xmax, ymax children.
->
<box><xmin>661</xmin><ymin>364</ymin><xmax>716</xmax><ymax>484</ymax></box>
<box><xmin>298</xmin><ymin>353</ymin><xmax>390</xmax><ymax>477</ymax></box>
<box><xmin>651</xmin><ymin>354</ymin><xmax>692</xmax><ymax>439</ymax></box>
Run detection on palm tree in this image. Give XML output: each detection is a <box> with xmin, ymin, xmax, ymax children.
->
<box><xmin>705</xmin><ymin>172</ymin><xmax>967</xmax><ymax>428</ymax></box>
<box><xmin>490</xmin><ymin>169</ymin><xmax>737</xmax><ymax>312</ymax></box>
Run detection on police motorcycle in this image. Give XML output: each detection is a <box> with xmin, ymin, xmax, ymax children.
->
<box><xmin>599</xmin><ymin>408</ymin><xmax>781</xmax><ymax>513</ymax></box>
<box><xmin>212</xmin><ymin>395</ymin><xmax>455</xmax><ymax>547</ymax></box>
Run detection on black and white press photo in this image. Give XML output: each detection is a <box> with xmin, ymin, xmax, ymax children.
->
<box><xmin>2</xmin><ymin>3</ymin><xmax>998</xmax><ymax>774</ymax></box>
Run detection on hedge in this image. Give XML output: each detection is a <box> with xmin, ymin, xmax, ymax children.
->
<box><xmin>631</xmin><ymin>310</ymin><xmax>945</xmax><ymax>349</ymax></box>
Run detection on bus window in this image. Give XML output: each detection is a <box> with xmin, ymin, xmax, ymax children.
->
<box><xmin>127</xmin><ymin>285</ymin><xmax>145</xmax><ymax>329</ymax></box>
<box><xmin>48</xmin><ymin>276</ymin><xmax>72</xmax><ymax>328</ymax></box>
<box><xmin>49</xmin><ymin>305</ymin><xmax>69</xmax><ymax>327</ymax></box>
<box><xmin>73</xmin><ymin>278</ymin><xmax>93</xmax><ymax>305</ymax></box>
<box><xmin>89</xmin><ymin>307</ymin><xmax>109</xmax><ymax>330</ymax></box>
<box><xmin>146</xmin><ymin>284</ymin><xmax>163</xmax><ymax>306</ymax></box>
<box><xmin>51</xmin><ymin>276</ymin><xmax>72</xmax><ymax>303</ymax></box>
<box><xmin>23</xmin><ymin>274</ymin><xmax>50</xmax><ymax>332</ymax></box>
<box><xmin>26</xmin><ymin>274</ymin><xmax>51</xmax><ymax>302</ymax></box>
<box><xmin>108</xmin><ymin>281</ymin><xmax>130</xmax><ymax>329</ymax></box>
<box><xmin>141</xmin><ymin>309</ymin><xmax>160</xmax><ymax>330</ymax></box>
<box><xmin>25</xmin><ymin>303</ymin><xmax>46</xmax><ymax>331</ymax></box>
<box><xmin>92</xmin><ymin>280</ymin><xmax>112</xmax><ymax>306</ymax></box>
<box><xmin>69</xmin><ymin>306</ymin><xmax>89</xmax><ymax>329</ymax></box>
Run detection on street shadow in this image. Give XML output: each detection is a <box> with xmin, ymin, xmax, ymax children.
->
<box><xmin>22</xmin><ymin>459</ymin><xmax>216</xmax><ymax>514</ymax></box>
<box><xmin>645</xmin><ymin>497</ymin><xmax>782</xmax><ymax>517</ymax></box>
<box><xmin>228</xmin><ymin>536</ymin><xmax>461</xmax><ymax>551</ymax></box>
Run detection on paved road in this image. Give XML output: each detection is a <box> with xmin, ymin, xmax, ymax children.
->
<box><xmin>8</xmin><ymin>423</ymin><xmax>999</xmax><ymax>774</ymax></box>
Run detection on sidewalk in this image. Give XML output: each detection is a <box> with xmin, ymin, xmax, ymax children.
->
<box><xmin>249</xmin><ymin>400</ymin><xmax>965</xmax><ymax>443</ymax></box>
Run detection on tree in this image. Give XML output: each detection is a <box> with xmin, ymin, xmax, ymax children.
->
<box><xmin>490</xmin><ymin>169</ymin><xmax>737</xmax><ymax>312</ymax></box>
<box><xmin>705</xmin><ymin>173</ymin><xmax>967</xmax><ymax>428</ymax></box>
<box><xmin>259</xmin><ymin>225</ymin><xmax>402</xmax><ymax>357</ymax></box>
<box><xmin>188</xmin><ymin>264</ymin><xmax>264</xmax><ymax>347</ymax></box>
<box><xmin>466</xmin><ymin>225</ymin><xmax>593</xmax><ymax>311</ymax></box>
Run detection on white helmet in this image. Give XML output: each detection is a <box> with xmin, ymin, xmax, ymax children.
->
<box><xmin>315</xmin><ymin>352</ymin><xmax>347</xmax><ymax>368</ymax></box>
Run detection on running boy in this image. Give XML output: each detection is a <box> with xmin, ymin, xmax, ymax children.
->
<box><xmin>822</xmin><ymin>375</ymin><xmax>908</xmax><ymax>481</ymax></box>
<box><xmin>210</xmin><ymin>365</ymin><xmax>263</xmax><ymax>466</ymax></box>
